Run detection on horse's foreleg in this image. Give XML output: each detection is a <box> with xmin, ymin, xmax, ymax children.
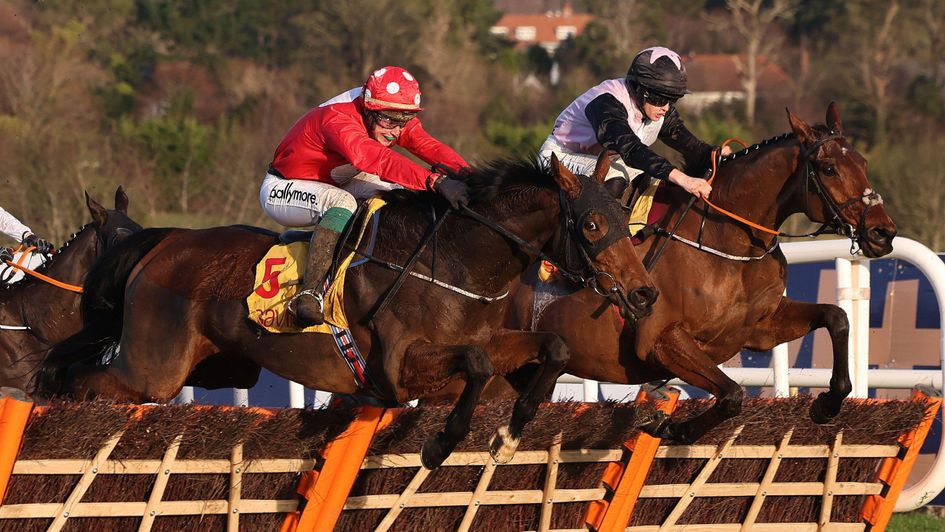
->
<box><xmin>485</xmin><ymin>330</ymin><xmax>569</xmax><ymax>463</ymax></box>
<box><xmin>644</xmin><ymin>322</ymin><xmax>743</xmax><ymax>443</ymax></box>
<box><xmin>401</xmin><ymin>342</ymin><xmax>493</xmax><ymax>469</ymax></box>
<box><xmin>745</xmin><ymin>298</ymin><xmax>851</xmax><ymax>424</ymax></box>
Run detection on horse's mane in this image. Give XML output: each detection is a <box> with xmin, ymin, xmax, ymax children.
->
<box><xmin>379</xmin><ymin>156</ymin><xmax>554</xmax><ymax>211</ymax></box>
<box><xmin>719</xmin><ymin>132</ymin><xmax>795</xmax><ymax>165</ymax></box>
<box><xmin>717</xmin><ymin>123</ymin><xmax>834</xmax><ymax>166</ymax></box>
<box><xmin>55</xmin><ymin>223</ymin><xmax>93</xmax><ymax>254</ymax></box>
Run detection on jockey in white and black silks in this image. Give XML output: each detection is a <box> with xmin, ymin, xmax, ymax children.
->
<box><xmin>539</xmin><ymin>46</ymin><xmax>731</xmax><ymax>202</ymax></box>
<box><xmin>0</xmin><ymin>207</ymin><xmax>53</xmax><ymax>263</ymax></box>
<box><xmin>260</xmin><ymin>66</ymin><xmax>470</xmax><ymax>327</ymax></box>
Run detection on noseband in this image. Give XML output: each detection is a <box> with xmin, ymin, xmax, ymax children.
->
<box><xmin>800</xmin><ymin>133</ymin><xmax>883</xmax><ymax>253</ymax></box>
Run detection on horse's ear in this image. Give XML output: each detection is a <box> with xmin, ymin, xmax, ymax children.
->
<box><xmin>86</xmin><ymin>191</ymin><xmax>107</xmax><ymax>227</ymax></box>
<box><xmin>115</xmin><ymin>186</ymin><xmax>129</xmax><ymax>213</ymax></box>
<box><xmin>550</xmin><ymin>153</ymin><xmax>582</xmax><ymax>198</ymax></box>
<box><xmin>825</xmin><ymin>101</ymin><xmax>843</xmax><ymax>134</ymax></box>
<box><xmin>590</xmin><ymin>151</ymin><xmax>612</xmax><ymax>185</ymax></box>
<box><xmin>786</xmin><ymin>107</ymin><xmax>815</xmax><ymax>146</ymax></box>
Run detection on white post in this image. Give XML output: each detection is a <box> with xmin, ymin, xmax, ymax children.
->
<box><xmin>289</xmin><ymin>381</ymin><xmax>305</xmax><ymax>409</ymax></box>
<box><xmin>772</xmin><ymin>288</ymin><xmax>790</xmax><ymax>398</ymax></box>
<box><xmin>233</xmin><ymin>388</ymin><xmax>249</xmax><ymax>407</ymax></box>
<box><xmin>772</xmin><ymin>343</ymin><xmax>790</xmax><ymax>397</ymax></box>
<box><xmin>583</xmin><ymin>379</ymin><xmax>599</xmax><ymax>402</ymax></box>
<box><xmin>835</xmin><ymin>258</ymin><xmax>858</xmax><ymax>396</ymax></box>
<box><xmin>176</xmin><ymin>386</ymin><xmax>194</xmax><ymax>404</ymax></box>
<box><xmin>851</xmin><ymin>260</ymin><xmax>871</xmax><ymax>398</ymax></box>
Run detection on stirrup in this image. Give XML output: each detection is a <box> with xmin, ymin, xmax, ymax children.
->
<box><xmin>287</xmin><ymin>288</ymin><xmax>324</xmax><ymax>314</ymax></box>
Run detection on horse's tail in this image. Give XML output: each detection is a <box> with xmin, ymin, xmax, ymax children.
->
<box><xmin>33</xmin><ymin>228</ymin><xmax>175</xmax><ymax>396</ymax></box>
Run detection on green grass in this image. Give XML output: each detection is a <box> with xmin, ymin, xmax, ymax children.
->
<box><xmin>887</xmin><ymin>510</ymin><xmax>945</xmax><ymax>531</ymax></box>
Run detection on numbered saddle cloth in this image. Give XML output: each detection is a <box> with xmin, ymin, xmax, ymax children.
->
<box><xmin>247</xmin><ymin>197</ymin><xmax>386</xmax><ymax>334</ymax></box>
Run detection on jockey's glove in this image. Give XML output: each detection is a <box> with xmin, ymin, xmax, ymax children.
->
<box><xmin>22</xmin><ymin>233</ymin><xmax>53</xmax><ymax>254</ymax></box>
<box><xmin>0</xmin><ymin>247</ymin><xmax>12</xmax><ymax>263</ymax></box>
<box><xmin>432</xmin><ymin>174</ymin><xmax>470</xmax><ymax>209</ymax></box>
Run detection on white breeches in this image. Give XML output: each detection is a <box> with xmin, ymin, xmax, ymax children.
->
<box><xmin>537</xmin><ymin>135</ymin><xmax>641</xmax><ymax>183</ymax></box>
<box><xmin>259</xmin><ymin>165</ymin><xmax>402</xmax><ymax>227</ymax></box>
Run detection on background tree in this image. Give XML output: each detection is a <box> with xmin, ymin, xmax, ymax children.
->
<box><xmin>707</xmin><ymin>0</ymin><xmax>797</xmax><ymax>129</ymax></box>
<box><xmin>0</xmin><ymin>0</ymin><xmax>942</xmax><ymax>250</ymax></box>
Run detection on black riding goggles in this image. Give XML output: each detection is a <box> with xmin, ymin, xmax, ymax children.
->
<box><xmin>642</xmin><ymin>89</ymin><xmax>679</xmax><ymax>107</ymax></box>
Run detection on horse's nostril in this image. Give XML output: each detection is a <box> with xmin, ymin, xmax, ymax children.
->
<box><xmin>868</xmin><ymin>227</ymin><xmax>895</xmax><ymax>245</ymax></box>
<box><xmin>630</xmin><ymin>287</ymin><xmax>658</xmax><ymax>309</ymax></box>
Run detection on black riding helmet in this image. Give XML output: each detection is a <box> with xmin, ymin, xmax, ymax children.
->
<box><xmin>625</xmin><ymin>46</ymin><xmax>689</xmax><ymax>102</ymax></box>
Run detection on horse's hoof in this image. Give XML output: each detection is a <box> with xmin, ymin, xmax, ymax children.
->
<box><xmin>666</xmin><ymin>422</ymin><xmax>697</xmax><ymax>444</ymax></box>
<box><xmin>637</xmin><ymin>411</ymin><xmax>671</xmax><ymax>438</ymax></box>
<box><xmin>0</xmin><ymin>387</ymin><xmax>29</xmax><ymax>402</ymax></box>
<box><xmin>809</xmin><ymin>392</ymin><xmax>841</xmax><ymax>424</ymax></box>
<box><xmin>420</xmin><ymin>437</ymin><xmax>446</xmax><ymax>470</ymax></box>
<box><xmin>489</xmin><ymin>425</ymin><xmax>520</xmax><ymax>464</ymax></box>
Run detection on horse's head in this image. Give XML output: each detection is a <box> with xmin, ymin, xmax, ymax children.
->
<box><xmin>84</xmin><ymin>186</ymin><xmax>142</xmax><ymax>253</ymax></box>
<box><xmin>788</xmin><ymin>103</ymin><xmax>897</xmax><ymax>257</ymax></box>
<box><xmin>548</xmin><ymin>152</ymin><xmax>658</xmax><ymax>321</ymax></box>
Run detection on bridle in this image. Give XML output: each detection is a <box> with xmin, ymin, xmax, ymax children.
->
<box><xmin>651</xmin><ymin>132</ymin><xmax>883</xmax><ymax>268</ymax></box>
<box><xmin>798</xmin><ymin>132</ymin><xmax>883</xmax><ymax>254</ymax></box>
<box><xmin>361</xmin><ymin>174</ymin><xmax>644</xmax><ymax>323</ymax></box>
<box><xmin>458</xmin><ymin>176</ymin><xmax>639</xmax><ymax>318</ymax></box>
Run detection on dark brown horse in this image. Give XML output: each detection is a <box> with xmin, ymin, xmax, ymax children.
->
<box><xmin>38</xmin><ymin>155</ymin><xmax>657</xmax><ymax>467</ymax></box>
<box><xmin>0</xmin><ymin>188</ymin><xmax>141</xmax><ymax>392</ymax></box>
<box><xmin>480</xmin><ymin>103</ymin><xmax>896</xmax><ymax>441</ymax></box>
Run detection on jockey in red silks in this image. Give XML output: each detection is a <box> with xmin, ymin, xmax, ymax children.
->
<box><xmin>260</xmin><ymin>66</ymin><xmax>470</xmax><ymax>326</ymax></box>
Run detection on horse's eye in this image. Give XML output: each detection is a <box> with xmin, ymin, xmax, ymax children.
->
<box><xmin>821</xmin><ymin>164</ymin><xmax>836</xmax><ymax>176</ymax></box>
<box><xmin>584</xmin><ymin>220</ymin><xmax>599</xmax><ymax>232</ymax></box>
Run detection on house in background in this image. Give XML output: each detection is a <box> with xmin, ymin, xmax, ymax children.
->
<box><xmin>490</xmin><ymin>1</ymin><xmax>593</xmax><ymax>53</ymax></box>
<box><xmin>680</xmin><ymin>54</ymin><xmax>793</xmax><ymax>114</ymax></box>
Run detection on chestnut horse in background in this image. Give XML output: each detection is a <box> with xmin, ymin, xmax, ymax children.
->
<box><xmin>38</xmin><ymin>155</ymin><xmax>657</xmax><ymax>468</ymax></box>
<box><xmin>487</xmin><ymin>103</ymin><xmax>895</xmax><ymax>441</ymax></box>
<box><xmin>0</xmin><ymin>188</ymin><xmax>141</xmax><ymax>392</ymax></box>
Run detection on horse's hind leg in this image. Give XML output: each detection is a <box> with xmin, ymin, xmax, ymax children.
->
<box><xmin>485</xmin><ymin>330</ymin><xmax>569</xmax><ymax>463</ymax></box>
<box><xmin>643</xmin><ymin>322</ymin><xmax>743</xmax><ymax>443</ymax></box>
<box><xmin>69</xmin><ymin>316</ymin><xmax>215</xmax><ymax>403</ymax></box>
<box><xmin>745</xmin><ymin>298</ymin><xmax>851</xmax><ymax>423</ymax></box>
<box><xmin>401</xmin><ymin>343</ymin><xmax>494</xmax><ymax>469</ymax></box>
<box><xmin>68</xmin><ymin>364</ymin><xmax>153</xmax><ymax>402</ymax></box>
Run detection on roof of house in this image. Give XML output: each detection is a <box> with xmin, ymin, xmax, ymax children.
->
<box><xmin>684</xmin><ymin>54</ymin><xmax>792</xmax><ymax>93</ymax></box>
<box><xmin>492</xmin><ymin>10</ymin><xmax>594</xmax><ymax>46</ymax></box>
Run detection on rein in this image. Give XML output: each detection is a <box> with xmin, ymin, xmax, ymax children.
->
<box><xmin>457</xmin><ymin>203</ymin><xmax>586</xmax><ymax>286</ymax></box>
<box><xmin>364</xmin><ymin>209</ymin><xmax>451</xmax><ymax>322</ymax></box>
<box><xmin>360</xmin><ymin>182</ymin><xmax>632</xmax><ymax>317</ymax></box>
<box><xmin>650</xmin><ymin>132</ymin><xmax>878</xmax><ymax>267</ymax></box>
<box><xmin>458</xmin><ymin>196</ymin><xmax>623</xmax><ymax>300</ymax></box>
<box><xmin>3</xmin><ymin>248</ymin><xmax>83</xmax><ymax>293</ymax></box>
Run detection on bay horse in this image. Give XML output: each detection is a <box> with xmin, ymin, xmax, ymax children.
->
<box><xmin>0</xmin><ymin>188</ymin><xmax>141</xmax><ymax>391</ymax></box>
<box><xmin>38</xmin><ymin>155</ymin><xmax>658</xmax><ymax>468</ymax></box>
<box><xmin>482</xmin><ymin>103</ymin><xmax>896</xmax><ymax>442</ymax></box>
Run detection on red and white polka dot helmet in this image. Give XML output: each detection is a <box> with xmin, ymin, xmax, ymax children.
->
<box><xmin>362</xmin><ymin>66</ymin><xmax>423</xmax><ymax>113</ymax></box>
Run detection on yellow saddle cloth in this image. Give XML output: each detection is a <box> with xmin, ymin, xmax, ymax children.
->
<box><xmin>627</xmin><ymin>177</ymin><xmax>659</xmax><ymax>237</ymax></box>
<box><xmin>247</xmin><ymin>198</ymin><xmax>386</xmax><ymax>334</ymax></box>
